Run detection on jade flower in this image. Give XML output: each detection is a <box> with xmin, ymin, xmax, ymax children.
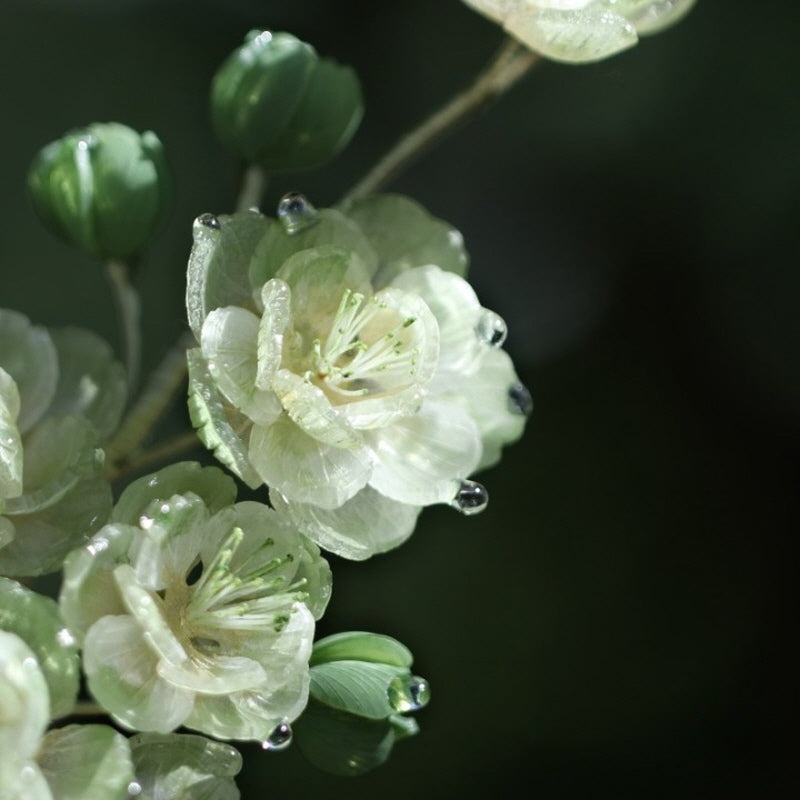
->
<box><xmin>186</xmin><ymin>193</ymin><xmax>530</xmax><ymax>560</ymax></box>
<box><xmin>0</xmin><ymin>630</ymin><xmax>135</xmax><ymax>799</ymax></box>
<box><xmin>59</xmin><ymin>462</ymin><xmax>332</xmax><ymax>743</ymax></box>
<box><xmin>0</xmin><ymin>309</ymin><xmax>126</xmax><ymax>576</ymax></box>
<box><xmin>462</xmin><ymin>0</ymin><xmax>697</xmax><ymax>63</ymax></box>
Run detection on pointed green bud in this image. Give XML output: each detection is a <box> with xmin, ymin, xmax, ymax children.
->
<box><xmin>27</xmin><ymin>122</ymin><xmax>171</xmax><ymax>260</ymax></box>
<box><xmin>210</xmin><ymin>30</ymin><xmax>363</xmax><ymax>172</ymax></box>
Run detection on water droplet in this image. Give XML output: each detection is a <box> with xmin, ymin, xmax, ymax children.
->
<box><xmin>19</xmin><ymin>765</ymin><xmax>37</xmax><ymax>784</ymax></box>
<box><xmin>277</xmin><ymin>192</ymin><xmax>318</xmax><ymax>234</ymax></box>
<box><xmin>22</xmin><ymin>657</ymin><xmax>38</xmax><ymax>671</ymax></box>
<box><xmin>508</xmin><ymin>382</ymin><xmax>533</xmax><ymax>416</ymax></box>
<box><xmin>262</xmin><ymin>720</ymin><xmax>292</xmax><ymax>751</ymax></box>
<box><xmin>451</xmin><ymin>480</ymin><xmax>488</xmax><ymax>515</ymax></box>
<box><xmin>475</xmin><ymin>309</ymin><xmax>507</xmax><ymax>348</ymax></box>
<box><xmin>388</xmin><ymin>674</ymin><xmax>431</xmax><ymax>712</ymax></box>
<box><xmin>92</xmin><ymin>448</ymin><xmax>105</xmax><ymax>469</ymax></box>
<box><xmin>139</xmin><ymin>515</ymin><xmax>154</xmax><ymax>531</ymax></box>
<box><xmin>197</xmin><ymin>212</ymin><xmax>220</xmax><ymax>230</ymax></box>
<box><xmin>127</xmin><ymin>781</ymin><xmax>142</xmax><ymax>797</ymax></box>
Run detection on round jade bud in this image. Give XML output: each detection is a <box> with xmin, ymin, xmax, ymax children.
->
<box><xmin>210</xmin><ymin>30</ymin><xmax>363</xmax><ymax>172</ymax></box>
<box><xmin>27</xmin><ymin>122</ymin><xmax>171</xmax><ymax>260</ymax></box>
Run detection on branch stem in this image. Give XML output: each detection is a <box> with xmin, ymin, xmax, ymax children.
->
<box><xmin>341</xmin><ymin>36</ymin><xmax>539</xmax><ymax>203</ymax></box>
<box><xmin>105</xmin><ymin>259</ymin><xmax>141</xmax><ymax>394</ymax></box>
<box><xmin>236</xmin><ymin>163</ymin><xmax>269</xmax><ymax>212</ymax></box>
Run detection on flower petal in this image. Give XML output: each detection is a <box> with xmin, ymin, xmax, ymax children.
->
<box><xmin>367</xmin><ymin>400</ymin><xmax>481</xmax><ymax>506</ymax></box>
<box><xmin>83</xmin><ymin>615</ymin><xmax>194</xmax><ymax>733</ymax></box>
<box><xmin>201</xmin><ymin>307</ymin><xmax>282</xmax><ymax>426</ymax></box>
<box><xmin>248</xmin><ymin>414</ymin><xmax>371</xmax><ymax>508</ymax></box>
<box><xmin>272</xmin><ymin>486</ymin><xmax>421</xmax><ymax>561</ymax></box>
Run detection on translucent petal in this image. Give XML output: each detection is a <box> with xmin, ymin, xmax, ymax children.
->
<box><xmin>200</xmin><ymin>307</ymin><xmax>282</xmax><ymax>426</ymax></box>
<box><xmin>248</xmin><ymin>209</ymin><xmax>378</xmax><ymax>290</ymax></box>
<box><xmin>461</xmin><ymin>0</ymin><xmax>516</xmax><ymax>24</ymax></box>
<box><xmin>0</xmin><ymin>367</ymin><xmax>23</xmax><ymax>501</ymax></box>
<box><xmin>0</xmin><ymin>472</ymin><xmax>112</xmax><ymax>577</ymax></box>
<box><xmin>5</xmin><ymin>415</ymin><xmax>99</xmax><ymax>515</ymax></box>
<box><xmin>248</xmin><ymin>414</ymin><xmax>371</xmax><ymax>508</ymax></box>
<box><xmin>129</xmin><ymin>733</ymin><xmax>242</xmax><ymax>800</ymax></box>
<box><xmin>274</xmin><ymin>246</ymin><xmax>373</xmax><ymax>346</ymax></box>
<box><xmin>0</xmin><ymin>309</ymin><xmax>58</xmax><ymax>434</ymax></box>
<box><xmin>505</xmin><ymin>8</ymin><xmax>638</xmax><ymax>63</ymax></box>
<box><xmin>442</xmin><ymin>347</ymin><xmax>528</xmax><ymax>471</ymax></box>
<box><xmin>602</xmin><ymin>0</ymin><xmax>696</xmax><ymax>34</ymax></box>
<box><xmin>47</xmin><ymin>327</ymin><xmax>127</xmax><ymax>442</ymax></box>
<box><xmin>158</xmin><ymin>654</ymin><xmax>266</xmax><ymax>696</ymax></box>
<box><xmin>130</xmin><ymin>493</ymin><xmax>209</xmax><ymax>592</ymax></box>
<box><xmin>186</xmin><ymin>210</ymin><xmax>268</xmax><ymax>339</ymax></box>
<box><xmin>114</xmin><ymin>565</ymin><xmax>189</xmax><ymax>668</ymax></box>
<box><xmin>272</xmin><ymin>486</ymin><xmax>421</xmax><ymax>561</ymax></box>
<box><xmin>0</xmin><ymin>577</ymin><xmax>80</xmax><ymax>719</ymax></box>
<box><xmin>341</xmin><ymin>193</ymin><xmax>469</xmax><ymax>287</ymax></box>
<box><xmin>367</xmin><ymin>400</ymin><xmax>482</xmax><ymax>506</ymax></box>
<box><xmin>83</xmin><ymin>615</ymin><xmax>194</xmax><ymax>733</ymax></box>
<box><xmin>0</xmin><ymin>631</ymin><xmax>49</xmax><ymax>777</ymax></box>
<box><xmin>38</xmin><ymin>724</ymin><xmax>135</xmax><ymax>800</ymax></box>
<box><xmin>186</xmin><ymin>349</ymin><xmax>262</xmax><ymax>489</ymax></box>
<box><xmin>256</xmin><ymin>279</ymin><xmax>291</xmax><ymax>390</ymax></box>
<box><xmin>272</xmin><ymin>370</ymin><xmax>361</xmax><ymax>448</ymax></box>
<box><xmin>111</xmin><ymin>461</ymin><xmax>237</xmax><ymax>526</ymax></box>
<box><xmin>390</xmin><ymin>265</ymin><xmax>483</xmax><ymax>381</ymax></box>
<box><xmin>59</xmin><ymin>524</ymin><xmax>137</xmax><ymax>643</ymax></box>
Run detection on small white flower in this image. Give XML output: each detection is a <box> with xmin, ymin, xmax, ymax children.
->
<box><xmin>60</xmin><ymin>485</ymin><xmax>332</xmax><ymax>742</ymax></box>
<box><xmin>463</xmin><ymin>0</ymin><xmax>697</xmax><ymax>63</ymax></box>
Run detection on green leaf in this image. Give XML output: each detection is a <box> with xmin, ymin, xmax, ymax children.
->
<box><xmin>130</xmin><ymin>732</ymin><xmax>242</xmax><ymax>800</ymax></box>
<box><xmin>186</xmin><ymin>211</ymin><xmax>269</xmax><ymax>339</ymax></box>
<box><xmin>310</xmin><ymin>631</ymin><xmax>413</xmax><ymax>668</ymax></box>
<box><xmin>309</xmin><ymin>660</ymin><xmax>406</xmax><ymax>720</ymax></box>
<box><xmin>111</xmin><ymin>461</ymin><xmax>237</xmax><ymax>526</ymax></box>
<box><xmin>38</xmin><ymin>724</ymin><xmax>135</xmax><ymax>800</ymax></box>
<box><xmin>293</xmin><ymin>697</ymin><xmax>396</xmax><ymax>777</ymax></box>
<box><xmin>0</xmin><ymin>577</ymin><xmax>80</xmax><ymax>719</ymax></box>
<box><xmin>341</xmin><ymin>193</ymin><xmax>469</xmax><ymax>286</ymax></box>
<box><xmin>47</xmin><ymin>327</ymin><xmax>127</xmax><ymax>441</ymax></box>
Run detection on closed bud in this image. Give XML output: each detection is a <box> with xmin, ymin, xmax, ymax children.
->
<box><xmin>210</xmin><ymin>30</ymin><xmax>363</xmax><ymax>172</ymax></box>
<box><xmin>27</xmin><ymin>122</ymin><xmax>171</xmax><ymax>260</ymax></box>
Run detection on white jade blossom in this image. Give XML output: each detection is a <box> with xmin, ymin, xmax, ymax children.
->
<box><xmin>59</xmin><ymin>491</ymin><xmax>331</xmax><ymax>743</ymax></box>
<box><xmin>195</xmin><ymin>244</ymin><xmax>527</xmax><ymax>560</ymax></box>
<box><xmin>462</xmin><ymin>0</ymin><xmax>696</xmax><ymax>63</ymax></box>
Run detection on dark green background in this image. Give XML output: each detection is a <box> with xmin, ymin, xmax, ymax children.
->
<box><xmin>2</xmin><ymin>1</ymin><xmax>797</xmax><ymax>796</ymax></box>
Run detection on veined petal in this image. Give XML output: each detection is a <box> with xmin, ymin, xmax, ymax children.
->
<box><xmin>186</xmin><ymin>348</ymin><xmax>262</xmax><ymax>490</ymax></box>
<box><xmin>249</xmin><ymin>415</ymin><xmax>371</xmax><ymax>508</ymax></box>
<box><xmin>0</xmin><ymin>368</ymin><xmax>22</xmax><ymax>501</ymax></box>
<box><xmin>114</xmin><ymin>565</ymin><xmax>189</xmax><ymax>668</ymax></box>
<box><xmin>272</xmin><ymin>485</ymin><xmax>421</xmax><ymax>561</ymax></box>
<box><xmin>201</xmin><ymin>307</ymin><xmax>282</xmax><ymax>426</ymax></box>
<box><xmin>390</xmin><ymin>265</ymin><xmax>482</xmax><ymax>380</ymax></box>
<box><xmin>256</xmin><ymin>279</ymin><xmax>292</xmax><ymax>390</ymax></box>
<box><xmin>273</xmin><ymin>370</ymin><xmax>361</xmax><ymax>448</ymax></box>
<box><xmin>442</xmin><ymin>347</ymin><xmax>529</xmax><ymax>471</ymax></box>
<box><xmin>132</xmin><ymin>493</ymin><xmax>210</xmax><ymax>592</ymax></box>
<box><xmin>505</xmin><ymin>7</ymin><xmax>638</xmax><ymax>63</ymax></box>
<box><xmin>58</xmin><ymin>524</ymin><xmax>136</xmax><ymax>643</ymax></box>
<box><xmin>158</xmin><ymin>653</ymin><xmax>266</xmax><ymax>696</ymax></box>
<box><xmin>367</xmin><ymin>400</ymin><xmax>481</xmax><ymax>506</ymax></box>
<box><xmin>83</xmin><ymin>615</ymin><xmax>194</xmax><ymax>733</ymax></box>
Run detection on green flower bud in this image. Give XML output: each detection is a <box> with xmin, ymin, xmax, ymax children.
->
<box><xmin>27</xmin><ymin>122</ymin><xmax>171</xmax><ymax>260</ymax></box>
<box><xmin>210</xmin><ymin>30</ymin><xmax>363</xmax><ymax>172</ymax></box>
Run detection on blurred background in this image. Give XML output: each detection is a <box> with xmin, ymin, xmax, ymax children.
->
<box><xmin>2</xmin><ymin>0</ymin><xmax>797</xmax><ymax>796</ymax></box>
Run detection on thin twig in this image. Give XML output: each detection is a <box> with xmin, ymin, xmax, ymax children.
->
<box><xmin>236</xmin><ymin>163</ymin><xmax>269</xmax><ymax>212</ymax></box>
<box><xmin>341</xmin><ymin>36</ymin><xmax>539</xmax><ymax>203</ymax></box>
<box><xmin>104</xmin><ymin>329</ymin><xmax>195</xmax><ymax>470</ymax></box>
<box><xmin>105</xmin><ymin>259</ymin><xmax>141</xmax><ymax>394</ymax></box>
<box><xmin>108</xmin><ymin>429</ymin><xmax>202</xmax><ymax>483</ymax></box>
